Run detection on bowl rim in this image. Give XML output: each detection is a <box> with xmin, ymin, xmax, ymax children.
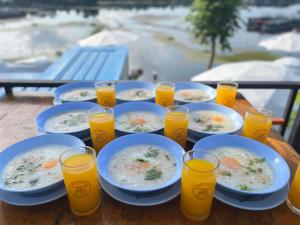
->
<box><xmin>0</xmin><ymin>134</ymin><xmax>85</xmax><ymax>193</ymax></box>
<box><xmin>193</xmin><ymin>134</ymin><xmax>290</xmax><ymax>195</ymax></box>
<box><xmin>185</xmin><ymin>102</ymin><xmax>244</xmax><ymax>135</ymax></box>
<box><xmin>115</xmin><ymin>81</ymin><xmax>156</xmax><ymax>102</ymax></box>
<box><xmin>174</xmin><ymin>81</ymin><xmax>216</xmax><ymax>103</ymax></box>
<box><xmin>55</xmin><ymin>81</ymin><xmax>97</xmax><ymax>102</ymax></box>
<box><xmin>113</xmin><ymin>102</ymin><xmax>165</xmax><ymax>134</ymax></box>
<box><xmin>36</xmin><ymin>101</ymin><xmax>98</xmax><ymax>135</ymax></box>
<box><xmin>97</xmin><ymin>133</ymin><xmax>185</xmax><ymax>192</ymax></box>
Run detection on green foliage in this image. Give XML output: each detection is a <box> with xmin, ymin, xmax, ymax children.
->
<box><xmin>187</xmin><ymin>0</ymin><xmax>242</xmax><ymax>51</ymax></box>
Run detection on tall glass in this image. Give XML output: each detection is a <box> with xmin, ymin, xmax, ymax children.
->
<box><xmin>95</xmin><ymin>81</ymin><xmax>116</xmax><ymax>107</ymax></box>
<box><xmin>155</xmin><ymin>82</ymin><xmax>175</xmax><ymax>107</ymax></box>
<box><xmin>181</xmin><ymin>150</ymin><xmax>219</xmax><ymax>221</ymax></box>
<box><xmin>216</xmin><ymin>81</ymin><xmax>238</xmax><ymax>108</ymax></box>
<box><xmin>60</xmin><ymin>146</ymin><xmax>101</xmax><ymax>216</ymax></box>
<box><xmin>242</xmin><ymin>107</ymin><xmax>273</xmax><ymax>143</ymax></box>
<box><xmin>287</xmin><ymin>162</ymin><xmax>300</xmax><ymax>216</ymax></box>
<box><xmin>164</xmin><ymin>105</ymin><xmax>189</xmax><ymax>148</ymax></box>
<box><xmin>88</xmin><ymin>106</ymin><xmax>115</xmax><ymax>153</ymax></box>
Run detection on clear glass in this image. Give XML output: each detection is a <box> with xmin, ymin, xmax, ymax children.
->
<box><xmin>60</xmin><ymin>146</ymin><xmax>101</xmax><ymax>216</ymax></box>
<box><xmin>95</xmin><ymin>81</ymin><xmax>116</xmax><ymax>107</ymax></box>
<box><xmin>242</xmin><ymin>107</ymin><xmax>273</xmax><ymax>143</ymax></box>
<box><xmin>164</xmin><ymin>105</ymin><xmax>189</xmax><ymax>148</ymax></box>
<box><xmin>181</xmin><ymin>150</ymin><xmax>219</xmax><ymax>221</ymax></box>
<box><xmin>155</xmin><ymin>82</ymin><xmax>175</xmax><ymax>107</ymax></box>
<box><xmin>286</xmin><ymin>162</ymin><xmax>300</xmax><ymax>216</ymax></box>
<box><xmin>87</xmin><ymin>106</ymin><xmax>115</xmax><ymax>153</ymax></box>
<box><xmin>216</xmin><ymin>81</ymin><xmax>238</xmax><ymax>108</ymax></box>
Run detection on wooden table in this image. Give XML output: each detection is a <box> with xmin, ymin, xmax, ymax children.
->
<box><xmin>0</xmin><ymin>94</ymin><xmax>299</xmax><ymax>225</ymax></box>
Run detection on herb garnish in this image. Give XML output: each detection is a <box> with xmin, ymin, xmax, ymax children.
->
<box><xmin>136</xmin><ymin>158</ymin><xmax>149</xmax><ymax>163</ymax></box>
<box><xmin>220</xmin><ymin>170</ymin><xmax>232</xmax><ymax>177</ymax></box>
<box><xmin>239</xmin><ymin>185</ymin><xmax>249</xmax><ymax>191</ymax></box>
<box><xmin>29</xmin><ymin>178</ymin><xmax>40</xmax><ymax>186</ymax></box>
<box><xmin>144</xmin><ymin>168</ymin><xmax>162</xmax><ymax>180</ymax></box>
<box><xmin>203</xmin><ymin>124</ymin><xmax>224</xmax><ymax>132</ymax></box>
<box><xmin>144</xmin><ymin>148</ymin><xmax>159</xmax><ymax>158</ymax></box>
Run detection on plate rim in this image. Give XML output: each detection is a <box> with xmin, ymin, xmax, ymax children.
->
<box><xmin>100</xmin><ymin>177</ymin><xmax>180</xmax><ymax>206</ymax></box>
<box><xmin>0</xmin><ymin>183</ymin><xmax>66</xmax><ymax>206</ymax></box>
<box><xmin>214</xmin><ymin>184</ymin><xmax>289</xmax><ymax>211</ymax></box>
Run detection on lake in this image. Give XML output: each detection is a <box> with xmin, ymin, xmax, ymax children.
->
<box><xmin>1</xmin><ymin>4</ymin><xmax>299</xmax><ymax>81</ymax></box>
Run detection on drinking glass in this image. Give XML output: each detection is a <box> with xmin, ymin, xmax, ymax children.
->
<box><xmin>287</xmin><ymin>162</ymin><xmax>300</xmax><ymax>216</ymax></box>
<box><xmin>88</xmin><ymin>106</ymin><xmax>115</xmax><ymax>153</ymax></box>
<box><xmin>155</xmin><ymin>82</ymin><xmax>175</xmax><ymax>107</ymax></box>
<box><xmin>164</xmin><ymin>105</ymin><xmax>189</xmax><ymax>148</ymax></box>
<box><xmin>181</xmin><ymin>150</ymin><xmax>219</xmax><ymax>221</ymax></box>
<box><xmin>216</xmin><ymin>81</ymin><xmax>238</xmax><ymax>108</ymax></box>
<box><xmin>242</xmin><ymin>107</ymin><xmax>273</xmax><ymax>143</ymax></box>
<box><xmin>60</xmin><ymin>146</ymin><xmax>101</xmax><ymax>216</ymax></box>
<box><xmin>95</xmin><ymin>81</ymin><xmax>116</xmax><ymax>107</ymax></box>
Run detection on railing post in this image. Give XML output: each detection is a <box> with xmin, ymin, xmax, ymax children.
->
<box><xmin>280</xmin><ymin>89</ymin><xmax>298</xmax><ymax>136</ymax></box>
<box><xmin>288</xmin><ymin>104</ymin><xmax>300</xmax><ymax>154</ymax></box>
<box><xmin>4</xmin><ymin>87</ymin><xmax>13</xmax><ymax>95</ymax></box>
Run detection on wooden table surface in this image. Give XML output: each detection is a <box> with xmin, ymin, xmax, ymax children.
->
<box><xmin>0</xmin><ymin>94</ymin><xmax>299</xmax><ymax>225</ymax></box>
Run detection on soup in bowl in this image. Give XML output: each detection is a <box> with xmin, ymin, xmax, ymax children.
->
<box><xmin>55</xmin><ymin>81</ymin><xmax>96</xmax><ymax>103</ymax></box>
<box><xmin>116</xmin><ymin>81</ymin><xmax>155</xmax><ymax>103</ymax></box>
<box><xmin>193</xmin><ymin>134</ymin><xmax>290</xmax><ymax>195</ymax></box>
<box><xmin>0</xmin><ymin>134</ymin><xmax>85</xmax><ymax>194</ymax></box>
<box><xmin>175</xmin><ymin>82</ymin><xmax>216</xmax><ymax>104</ymax></box>
<box><xmin>185</xmin><ymin>103</ymin><xmax>243</xmax><ymax>139</ymax></box>
<box><xmin>97</xmin><ymin>133</ymin><xmax>185</xmax><ymax>192</ymax></box>
<box><xmin>36</xmin><ymin>102</ymin><xmax>99</xmax><ymax>138</ymax></box>
<box><xmin>114</xmin><ymin>102</ymin><xmax>164</xmax><ymax>135</ymax></box>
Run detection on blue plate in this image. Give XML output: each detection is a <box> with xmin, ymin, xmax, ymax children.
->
<box><xmin>36</xmin><ymin>128</ymin><xmax>92</xmax><ymax>145</ymax></box>
<box><xmin>36</xmin><ymin>101</ymin><xmax>98</xmax><ymax>137</ymax></box>
<box><xmin>54</xmin><ymin>81</ymin><xmax>96</xmax><ymax>103</ymax></box>
<box><xmin>115</xmin><ymin>81</ymin><xmax>155</xmax><ymax>103</ymax></box>
<box><xmin>53</xmin><ymin>98</ymin><xmax>62</xmax><ymax>105</ymax></box>
<box><xmin>113</xmin><ymin>102</ymin><xmax>164</xmax><ymax>136</ymax></box>
<box><xmin>97</xmin><ymin>133</ymin><xmax>185</xmax><ymax>193</ymax></box>
<box><xmin>100</xmin><ymin>177</ymin><xmax>180</xmax><ymax>206</ymax></box>
<box><xmin>0</xmin><ymin>134</ymin><xmax>84</xmax><ymax>194</ymax></box>
<box><xmin>193</xmin><ymin>134</ymin><xmax>290</xmax><ymax>195</ymax></box>
<box><xmin>175</xmin><ymin>82</ymin><xmax>216</xmax><ymax>104</ymax></box>
<box><xmin>185</xmin><ymin>103</ymin><xmax>243</xmax><ymax>139</ymax></box>
<box><xmin>0</xmin><ymin>182</ymin><xmax>66</xmax><ymax>206</ymax></box>
<box><xmin>214</xmin><ymin>184</ymin><xmax>289</xmax><ymax>211</ymax></box>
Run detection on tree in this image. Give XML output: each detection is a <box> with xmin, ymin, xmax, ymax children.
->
<box><xmin>187</xmin><ymin>0</ymin><xmax>242</xmax><ymax>70</ymax></box>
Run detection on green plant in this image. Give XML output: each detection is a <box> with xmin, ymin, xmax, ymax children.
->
<box><xmin>187</xmin><ymin>0</ymin><xmax>242</xmax><ymax>69</ymax></box>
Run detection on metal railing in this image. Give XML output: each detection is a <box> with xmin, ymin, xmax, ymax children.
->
<box><xmin>1</xmin><ymin>79</ymin><xmax>300</xmax><ymax>148</ymax></box>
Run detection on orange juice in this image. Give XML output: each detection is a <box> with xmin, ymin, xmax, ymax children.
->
<box><xmin>61</xmin><ymin>152</ymin><xmax>100</xmax><ymax>216</ymax></box>
<box><xmin>89</xmin><ymin>112</ymin><xmax>115</xmax><ymax>152</ymax></box>
<box><xmin>181</xmin><ymin>158</ymin><xmax>217</xmax><ymax>221</ymax></box>
<box><xmin>287</xmin><ymin>162</ymin><xmax>300</xmax><ymax>214</ymax></box>
<box><xmin>216</xmin><ymin>82</ymin><xmax>238</xmax><ymax>108</ymax></box>
<box><xmin>156</xmin><ymin>83</ymin><xmax>174</xmax><ymax>107</ymax></box>
<box><xmin>242</xmin><ymin>108</ymin><xmax>272</xmax><ymax>143</ymax></box>
<box><xmin>164</xmin><ymin>110</ymin><xmax>188</xmax><ymax>148</ymax></box>
<box><xmin>96</xmin><ymin>86</ymin><xmax>116</xmax><ymax>107</ymax></box>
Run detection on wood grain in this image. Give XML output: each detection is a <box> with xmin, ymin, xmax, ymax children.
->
<box><xmin>0</xmin><ymin>94</ymin><xmax>299</xmax><ymax>225</ymax></box>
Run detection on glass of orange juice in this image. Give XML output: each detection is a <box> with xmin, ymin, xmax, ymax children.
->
<box><xmin>286</xmin><ymin>162</ymin><xmax>300</xmax><ymax>216</ymax></box>
<box><xmin>155</xmin><ymin>82</ymin><xmax>175</xmax><ymax>107</ymax></box>
<box><xmin>60</xmin><ymin>146</ymin><xmax>101</xmax><ymax>216</ymax></box>
<box><xmin>164</xmin><ymin>105</ymin><xmax>189</xmax><ymax>148</ymax></box>
<box><xmin>95</xmin><ymin>81</ymin><xmax>116</xmax><ymax>107</ymax></box>
<box><xmin>216</xmin><ymin>81</ymin><xmax>238</xmax><ymax>108</ymax></box>
<box><xmin>242</xmin><ymin>107</ymin><xmax>273</xmax><ymax>143</ymax></box>
<box><xmin>181</xmin><ymin>150</ymin><xmax>219</xmax><ymax>221</ymax></box>
<box><xmin>88</xmin><ymin>106</ymin><xmax>115</xmax><ymax>153</ymax></box>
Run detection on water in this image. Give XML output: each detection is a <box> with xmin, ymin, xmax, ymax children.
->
<box><xmin>1</xmin><ymin>5</ymin><xmax>299</xmax><ymax>81</ymax></box>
